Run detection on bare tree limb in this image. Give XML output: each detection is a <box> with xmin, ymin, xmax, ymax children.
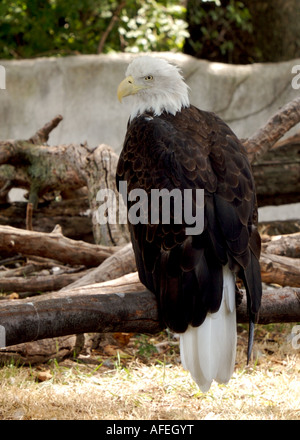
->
<box><xmin>0</xmin><ymin>261</ymin><xmax>75</xmax><ymax>279</ymax></box>
<box><xmin>0</xmin><ymin>271</ymin><xmax>85</xmax><ymax>295</ymax></box>
<box><xmin>0</xmin><ymin>196</ymin><xmax>94</xmax><ymax>242</ymax></box>
<box><xmin>262</xmin><ymin>233</ymin><xmax>300</xmax><ymax>258</ymax></box>
<box><xmin>0</xmin><ymin>272</ymin><xmax>299</xmax><ymax>348</ymax></box>
<box><xmin>0</xmin><ymin>242</ymin><xmax>136</xmax><ymax>295</ymax></box>
<box><xmin>252</xmin><ymin>131</ymin><xmax>300</xmax><ymax>206</ymax></box>
<box><xmin>260</xmin><ymin>252</ymin><xmax>300</xmax><ymax>287</ymax></box>
<box><xmin>28</xmin><ymin>114</ymin><xmax>63</xmax><ymax>145</ymax></box>
<box><xmin>26</xmin><ymin>202</ymin><xmax>33</xmax><ymax>230</ymax></box>
<box><xmin>0</xmin><ymin>141</ymin><xmax>86</xmax><ymax>202</ymax></box>
<box><xmin>60</xmin><ymin>242</ymin><xmax>136</xmax><ymax>290</ymax></box>
<box><xmin>97</xmin><ymin>2</ymin><xmax>126</xmax><ymax>54</ymax></box>
<box><xmin>0</xmin><ymin>132</ymin><xmax>129</xmax><ymax>244</ymax></box>
<box><xmin>61</xmin><ymin>241</ymin><xmax>300</xmax><ymax>291</ymax></box>
<box><xmin>0</xmin><ymin>225</ymin><xmax>119</xmax><ymax>267</ymax></box>
<box><xmin>243</xmin><ymin>96</ymin><xmax>300</xmax><ymax>163</ymax></box>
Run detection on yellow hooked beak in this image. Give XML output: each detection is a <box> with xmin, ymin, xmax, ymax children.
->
<box><xmin>117</xmin><ymin>75</ymin><xmax>146</xmax><ymax>102</ymax></box>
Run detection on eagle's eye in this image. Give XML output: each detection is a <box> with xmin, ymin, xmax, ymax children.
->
<box><xmin>144</xmin><ymin>75</ymin><xmax>153</xmax><ymax>81</ymax></box>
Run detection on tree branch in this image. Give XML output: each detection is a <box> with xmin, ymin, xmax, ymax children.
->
<box><xmin>0</xmin><ymin>272</ymin><xmax>299</xmax><ymax>348</ymax></box>
<box><xmin>28</xmin><ymin>114</ymin><xmax>63</xmax><ymax>145</ymax></box>
<box><xmin>60</xmin><ymin>242</ymin><xmax>136</xmax><ymax>290</ymax></box>
<box><xmin>243</xmin><ymin>96</ymin><xmax>300</xmax><ymax>163</ymax></box>
<box><xmin>97</xmin><ymin>2</ymin><xmax>126</xmax><ymax>54</ymax></box>
<box><xmin>251</xmin><ymin>131</ymin><xmax>300</xmax><ymax>206</ymax></box>
<box><xmin>0</xmin><ymin>225</ymin><xmax>119</xmax><ymax>267</ymax></box>
<box><xmin>0</xmin><ymin>132</ymin><xmax>129</xmax><ymax>245</ymax></box>
<box><xmin>262</xmin><ymin>232</ymin><xmax>300</xmax><ymax>258</ymax></box>
<box><xmin>260</xmin><ymin>252</ymin><xmax>300</xmax><ymax>287</ymax></box>
<box><xmin>0</xmin><ymin>271</ymin><xmax>85</xmax><ymax>295</ymax></box>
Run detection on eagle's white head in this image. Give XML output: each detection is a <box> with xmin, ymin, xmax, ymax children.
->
<box><xmin>117</xmin><ymin>56</ymin><xmax>190</xmax><ymax>120</ymax></box>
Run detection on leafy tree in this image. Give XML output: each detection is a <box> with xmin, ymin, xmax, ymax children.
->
<box><xmin>118</xmin><ymin>0</ymin><xmax>189</xmax><ymax>53</ymax></box>
<box><xmin>0</xmin><ymin>0</ymin><xmax>189</xmax><ymax>59</ymax></box>
<box><xmin>184</xmin><ymin>0</ymin><xmax>300</xmax><ymax>64</ymax></box>
<box><xmin>2</xmin><ymin>0</ymin><xmax>296</xmax><ymax>63</ymax></box>
<box><xmin>184</xmin><ymin>0</ymin><xmax>259</xmax><ymax>64</ymax></box>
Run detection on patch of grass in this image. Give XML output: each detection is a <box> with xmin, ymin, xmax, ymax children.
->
<box><xmin>0</xmin><ymin>324</ymin><xmax>299</xmax><ymax>420</ymax></box>
<box><xmin>134</xmin><ymin>334</ymin><xmax>159</xmax><ymax>358</ymax></box>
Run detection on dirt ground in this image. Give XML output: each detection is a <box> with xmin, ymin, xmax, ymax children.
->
<box><xmin>0</xmin><ymin>323</ymin><xmax>299</xmax><ymax>420</ymax></box>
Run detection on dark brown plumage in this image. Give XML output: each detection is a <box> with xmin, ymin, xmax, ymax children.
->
<box><xmin>117</xmin><ymin>105</ymin><xmax>262</xmax><ymax>343</ymax></box>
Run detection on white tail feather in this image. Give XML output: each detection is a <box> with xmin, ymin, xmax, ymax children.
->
<box><xmin>180</xmin><ymin>264</ymin><xmax>237</xmax><ymax>392</ymax></box>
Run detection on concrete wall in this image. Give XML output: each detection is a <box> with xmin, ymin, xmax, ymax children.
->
<box><xmin>0</xmin><ymin>52</ymin><xmax>299</xmax><ymax>154</ymax></box>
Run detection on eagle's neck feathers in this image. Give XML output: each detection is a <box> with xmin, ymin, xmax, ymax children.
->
<box><xmin>129</xmin><ymin>88</ymin><xmax>190</xmax><ymax>121</ymax></box>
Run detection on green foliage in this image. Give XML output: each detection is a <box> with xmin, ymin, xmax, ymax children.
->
<box><xmin>134</xmin><ymin>334</ymin><xmax>158</xmax><ymax>358</ymax></box>
<box><xmin>0</xmin><ymin>0</ymin><xmax>263</xmax><ymax>63</ymax></box>
<box><xmin>184</xmin><ymin>0</ymin><xmax>259</xmax><ymax>64</ymax></box>
<box><xmin>119</xmin><ymin>0</ymin><xmax>189</xmax><ymax>53</ymax></box>
<box><xmin>0</xmin><ymin>0</ymin><xmax>189</xmax><ymax>59</ymax></box>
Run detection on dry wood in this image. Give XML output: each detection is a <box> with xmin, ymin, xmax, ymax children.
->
<box><xmin>244</xmin><ymin>96</ymin><xmax>300</xmax><ymax>163</ymax></box>
<box><xmin>259</xmin><ymin>219</ymin><xmax>300</xmax><ymax>237</ymax></box>
<box><xmin>1</xmin><ymin>134</ymin><xmax>299</xmax><ymax>209</ymax></box>
<box><xmin>84</xmin><ymin>144</ymin><xmax>130</xmax><ymax>246</ymax></box>
<box><xmin>0</xmin><ymin>115</ymin><xmax>129</xmax><ymax>245</ymax></box>
<box><xmin>0</xmin><ymin>225</ymin><xmax>119</xmax><ymax>267</ymax></box>
<box><xmin>28</xmin><ymin>115</ymin><xmax>63</xmax><ymax>145</ymax></box>
<box><xmin>0</xmin><ymin>139</ymin><xmax>129</xmax><ymax>245</ymax></box>
<box><xmin>0</xmin><ymin>273</ymin><xmax>160</xmax><ymax>347</ymax></box>
<box><xmin>0</xmin><ymin>335</ymin><xmax>84</xmax><ymax>365</ymax></box>
<box><xmin>0</xmin><ymin>98</ymin><xmax>299</xmax><ymax>351</ymax></box>
<box><xmin>26</xmin><ymin>203</ymin><xmax>33</xmax><ymax>231</ymax></box>
<box><xmin>61</xmin><ymin>242</ymin><xmax>136</xmax><ymax>290</ymax></box>
<box><xmin>5</xmin><ymin>236</ymin><xmax>299</xmax><ymax>298</ymax></box>
<box><xmin>260</xmin><ymin>252</ymin><xmax>300</xmax><ymax>287</ymax></box>
<box><xmin>251</xmin><ymin>132</ymin><xmax>300</xmax><ymax>206</ymax></box>
<box><xmin>0</xmin><ymin>271</ymin><xmax>84</xmax><ymax>295</ymax></box>
<box><xmin>62</xmin><ymin>239</ymin><xmax>300</xmax><ymax>291</ymax></box>
<box><xmin>0</xmin><ymin>198</ymin><xmax>94</xmax><ymax>243</ymax></box>
<box><xmin>256</xmin><ymin>286</ymin><xmax>300</xmax><ymax>324</ymax></box>
<box><xmin>64</xmin><ymin>240</ymin><xmax>300</xmax><ymax>291</ymax></box>
<box><xmin>0</xmin><ymin>261</ymin><xmax>68</xmax><ymax>279</ymax></box>
<box><xmin>0</xmin><ymin>141</ymin><xmax>86</xmax><ymax>206</ymax></box>
<box><xmin>262</xmin><ymin>232</ymin><xmax>300</xmax><ymax>258</ymax></box>
<box><xmin>0</xmin><ymin>272</ymin><xmax>299</xmax><ymax>348</ymax></box>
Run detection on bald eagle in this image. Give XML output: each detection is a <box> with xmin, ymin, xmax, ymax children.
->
<box><xmin>116</xmin><ymin>56</ymin><xmax>262</xmax><ymax>392</ymax></box>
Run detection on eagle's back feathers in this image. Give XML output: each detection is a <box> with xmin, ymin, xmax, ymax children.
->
<box><xmin>117</xmin><ymin>104</ymin><xmax>262</xmax><ymax>391</ymax></box>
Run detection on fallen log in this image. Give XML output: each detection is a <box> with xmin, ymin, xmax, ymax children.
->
<box><xmin>60</xmin><ymin>242</ymin><xmax>136</xmax><ymax>290</ymax></box>
<box><xmin>252</xmin><ymin>132</ymin><xmax>300</xmax><ymax>206</ymax></box>
<box><xmin>0</xmin><ymin>225</ymin><xmax>119</xmax><ymax>267</ymax></box>
<box><xmin>0</xmin><ymin>272</ymin><xmax>299</xmax><ymax>348</ymax></box>
<box><xmin>0</xmin><ymin>117</ymin><xmax>130</xmax><ymax>245</ymax></box>
<box><xmin>0</xmin><ymin>271</ymin><xmax>85</xmax><ymax>295</ymax></box>
<box><xmin>0</xmin><ymin>335</ymin><xmax>85</xmax><ymax>365</ymax></box>
<box><xmin>262</xmin><ymin>232</ymin><xmax>300</xmax><ymax>258</ymax></box>
<box><xmin>259</xmin><ymin>219</ymin><xmax>300</xmax><ymax>237</ymax></box>
<box><xmin>1</xmin><ymin>233</ymin><xmax>298</xmax><ymax>296</ymax></box>
<box><xmin>260</xmin><ymin>252</ymin><xmax>300</xmax><ymax>287</ymax></box>
<box><xmin>63</xmin><ymin>240</ymin><xmax>300</xmax><ymax>291</ymax></box>
<box><xmin>1</xmin><ymin>98</ymin><xmax>300</xmax><ymax>246</ymax></box>
<box><xmin>243</xmin><ymin>96</ymin><xmax>300</xmax><ymax>163</ymax></box>
<box><xmin>0</xmin><ymin>197</ymin><xmax>94</xmax><ymax>243</ymax></box>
